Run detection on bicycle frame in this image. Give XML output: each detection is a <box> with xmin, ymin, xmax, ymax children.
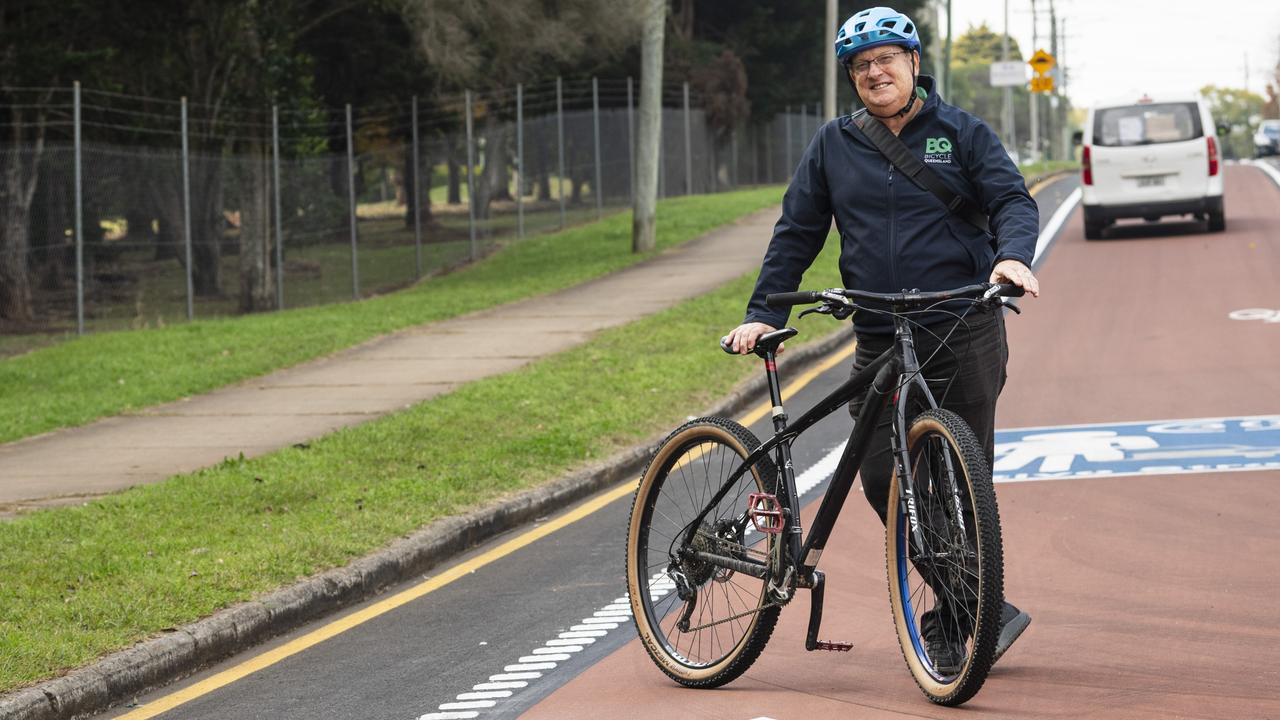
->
<box><xmin>679</xmin><ymin>313</ymin><xmax>946</xmax><ymax>589</ymax></box>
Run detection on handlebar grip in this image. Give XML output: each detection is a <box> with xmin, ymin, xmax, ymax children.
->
<box><xmin>719</xmin><ymin>336</ymin><xmax>736</xmax><ymax>355</ymax></box>
<box><xmin>994</xmin><ymin>283</ymin><xmax>1026</xmax><ymax>298</ymax></box>
<box><xmin>765</xmin><ymin>291</ymin><xmax>819</xmax><ymax>308</ymax></box>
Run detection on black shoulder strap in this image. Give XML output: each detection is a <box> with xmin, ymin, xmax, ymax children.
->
<box><xmin>852</xmin><ymin>111</ymin><xmax>990</xmax><ymax>234</ymax></box>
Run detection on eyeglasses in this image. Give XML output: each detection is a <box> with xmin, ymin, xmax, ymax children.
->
<box><xmin>851</xmin><ymin>50</ymin><xmax>907</xmax><ymax>76</ymax></box>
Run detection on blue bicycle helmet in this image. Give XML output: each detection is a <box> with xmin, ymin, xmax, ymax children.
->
<box><xmin>835</xmin><ymin>6</ymin><xmax>920</xmax><ymax>66</ymax></box>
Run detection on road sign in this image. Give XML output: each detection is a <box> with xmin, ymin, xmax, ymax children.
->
<box><xmin>990</xmin><ymin>61</ymin><xmax>1026</xmax><ymax>87</ymax></box>
<box><xmin>1028</xmin><ymin>48</ymin><xmax>1056</xmax><ymax>75</ymax></box>
<box><xmin>1030</xmin><ymin>75</ymin><xmax>1055</xmax><ymax>93</ymax></box>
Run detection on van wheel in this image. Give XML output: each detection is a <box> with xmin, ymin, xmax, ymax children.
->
<box><xmin>1083</xmin><ymin>208</ymin><xmax>1105</xmax><ymax>240</ymax></box>
<box><xmin>1207</xmin><ymin>210</ymin><xmax>1226</xmax><ymax>232</ymax></box>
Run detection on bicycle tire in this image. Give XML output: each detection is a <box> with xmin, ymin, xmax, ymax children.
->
<box><xmin>885</xmin><ymin>408</ymin><xmax>1004</xmax><ymax>706</ymax></box>
<box><xmin>626</xmin><ymin>417</ymin><xmax>782</xmax><ymax>688</ymax></box>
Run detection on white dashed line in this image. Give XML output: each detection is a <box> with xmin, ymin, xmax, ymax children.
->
<box><xmin>413</xmin><ymin>443</ymin><xmax>850</xmax><ymax>719</ymax></box>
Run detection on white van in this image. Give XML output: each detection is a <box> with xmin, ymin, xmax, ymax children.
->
<box><xmin>1080</xmin><ymin>95</ymin><xmax>1224</xmax><ymax>239</ymax></box>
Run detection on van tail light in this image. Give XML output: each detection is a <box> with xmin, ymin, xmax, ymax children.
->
<box><xmin>1082</xmin><ymin>145</ymin><xmax>1093</xmax><ymax>185</ymax></box>
<box><xmin>1206</xmin><ymin>136</ymin><xmax>1219</xmax><ymax>177</ymax></box>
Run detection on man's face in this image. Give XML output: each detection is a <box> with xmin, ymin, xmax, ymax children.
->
<box><xmin>849</xmin><ymin>45</ymin><xmax>917</xmax><ymax>113</ymax></box>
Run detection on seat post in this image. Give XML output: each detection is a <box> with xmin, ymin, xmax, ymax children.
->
<box><xmin>763</xmin><ymin>349</ymin><xmax>787</xmax><ymax>433</ymax></box>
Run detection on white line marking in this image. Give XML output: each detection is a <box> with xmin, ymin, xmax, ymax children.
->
<box><xmin>472</xmin><ymin>681</ymin><xmax>526</xmax><ymax>690</ymax></box>
<box><xmin>570</xmin><ymin>623</ymin><xmax>616</xmax><ymax>631</ymax></box>
<box><xmin>456</xmin><ymin>691</ymin><xmax>512</xmax><ymax>700</ymax></box>
<box><xmin>557</xmin><ymin>630</ymin><xmax>607</xmax><ymax>638</ymax></box>
<box><xmin>519</xmin><ymin>653</ymin><xmax>571</xmax><ymax>663</ymax></box>
<box><xmin>1245</xmin><ymin>158</ymin><xmax>1280</xmax><ymax>187</ymax></box>
<box><xmin>417</xmin><ymin>712</ymin><xmax>478</xmax><ymax>720</ymax></box>
<box><xmin>488</xmin><ymin>672</ymin><xmax>541</xmax><ymax>681</ymax></box>
<box><xmin>532</xmin><ymin>647</ymin><xmax>579</xmax><ymax>655</ymax></box>
<box><xmin>503</xmin><ymin>662</ymin><xmax>557</xmax><ymax>671</ymax></box>
<box><xmin>546</xmin><ymin>637</ymin><xmax>594</xmax><ymax>646</ymax></box>
<box><xmin>438</xmin><ymin>701</ymin><xmax>496</xmax><ymax>710</ymax></box>
<box><xmin>1033</xmin><ymin>186</ymin><xmax>1082</xmax><ymax>265</ymax></box>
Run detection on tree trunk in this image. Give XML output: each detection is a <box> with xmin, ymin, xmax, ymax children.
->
<box><xmin>632</xmin><ymin>0</ymin><xmax>666</xmax><ymax>252</ymax></box>
<box><xmin>0</xmin><ymin>110</ymin><xmax>46</xmax><ymax>322</ymax></box>
<box><xmin>447</xmin><ymin>139</ymin><xmax>462</xmax><ymax>205</ymax></box>
<box><xmin>238</xmin><ymin>141</ymin><xmax>274</xmax><ymax>312</ymax></box>
<box><xmin>473</xmin><ymin>114</ymin><xmax>508</xmax><ymax>221</ymax></box>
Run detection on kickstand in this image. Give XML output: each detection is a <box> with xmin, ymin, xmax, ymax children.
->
<box><xmin>805</xmin><ymin>570</ymin><xmax>853</xmax><ymax>652</ymax></box>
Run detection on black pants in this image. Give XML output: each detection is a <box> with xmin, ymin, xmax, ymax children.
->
<box><xmin>848</xmin><ymin>309</ymin><xmax>1008</xmax><ymax>522</ymax></box>
<box><xmin>848</xmin><ymin>310</ymin><xmax>1009</xmax><ymax>642</ymax></box>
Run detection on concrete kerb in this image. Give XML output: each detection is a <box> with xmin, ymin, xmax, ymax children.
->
<box><xmin>0</xmin><ymin>325</ymin><xmax>856</xmax><ymax>720</ymax></box>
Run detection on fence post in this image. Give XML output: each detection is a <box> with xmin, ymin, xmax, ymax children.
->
<box><xmin>731</xmin><ymin>123</ymin><xmax>738</xmax><ymax>189</ymax></box>
<box><xmin>800</xmin><ymin>102</ymin><xmax>808</xmax><ymax>161</ymax></box>
<box><xmin>345</xmin><ymin>103</ymin><xmax>359</xmax><ymax>299</ymax></box>
<box><xmin>465</xmin><ymin>89</ymin><xmax>477</xmax><ymax>261</ymax></box>
<box><xmin>556</xmin><ymin>77</ymin><xmax>566</xmax><ymax>230</ymax></box>
<box><xmin>272</xmin><ymin>105</ymin><xmax>284</xmax><ymax>310</ymax></box>
<box><xmin>180</xmin><ymin>95</ymin><xmax>194</xmax><ymax>321</ymax></box>
<box><xmin>683</xmin><ymin>81</ymin><xmax>692</xmax><ymax>196</ymax></box>
<box><xmin>627</xmin><ymin>76</ymin><xmax>635</xmax><ymax>203</ymax></box>
<box><xmin>516</xmin><ymin>82</ymin><xmax>524</xmax><ymax>240</ymax></box>
<box><xmin>412</xmin><ymin>94</ymin><xmax>422</xmax><ymax>277</ymax></box>
<box><xmin>592</xmin><ymin>77</ymin><xmax>603</xmax><ymax>220</ymax></box>
<box><xmin>784</xmin><ymin>106</ymin><xmax>792</xmax><ymax>178</ymax></box>
<box><xmin>73</xmin><ymin>82</ymin><xmax>84</xmax><ymax>334</ymax></box>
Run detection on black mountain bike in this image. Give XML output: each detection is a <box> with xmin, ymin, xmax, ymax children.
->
<box><xmin>625</xmin><ymin>282</ymin><xmax>1023</xmax><ymax>706</ymax></box>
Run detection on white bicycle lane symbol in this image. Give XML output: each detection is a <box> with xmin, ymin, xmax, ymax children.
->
<box><xmin>993</xmin><ymin>430</ymin><xmax>1280</xmax><ymax>476</ymax></box>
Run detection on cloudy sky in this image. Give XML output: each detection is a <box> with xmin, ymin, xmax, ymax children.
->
<box><xmin>946</xmin><ymin>0</ymin><xmax>1280</xmax><ymax>107</ymax></box>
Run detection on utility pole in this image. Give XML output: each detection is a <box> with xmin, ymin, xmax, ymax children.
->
<box><xmin>632</xmin><ymin>0</ymin><xmax>665</xmax><ymax>253</ymax></box>
<box><xmin>1001</xmin><ymin>0</ymin><xmax>1013</xmax><ymax>154</ymax></box>
<box><xmin>943</xmin><ymin>0</ymin><xmax>953</xmax><ymax>101</ymax></box>
<box><xmin>1030</xmin><ymin>0</ymin><xmax>1039</xmax><ymax>163</ymax></box>
<box><xmin>824</xmin><ymin>0</ymin><xmax>837</xmax><ymax>121</ymax></box>
<box><xmin>1049</xmin><ymin>0</ymin><xmax>1058</xmax><ymax>161</ymax></box>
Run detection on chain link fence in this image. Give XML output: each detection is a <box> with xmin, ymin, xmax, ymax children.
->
<box><xmin>0</xmin><ymin>80</ymin><xmax>825</xmax><ymax>355</ymax></box>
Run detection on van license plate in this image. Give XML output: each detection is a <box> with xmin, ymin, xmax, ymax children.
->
<box><xmin>1137</xmin><ymin>176</ymin><xmax>1166</xmax><ymax>187</ymax></box>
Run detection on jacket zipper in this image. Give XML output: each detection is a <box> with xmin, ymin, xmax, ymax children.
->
<box><xmin>888</xmin><ymin>162</ymin><xmax>898</xmax><ymax>289</ymax></box>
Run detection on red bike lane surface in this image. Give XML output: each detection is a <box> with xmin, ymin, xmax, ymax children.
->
<box><xmin>519</xmin><ymin>165</ymin><xmax>1280</xmax><ymax>718</ymax></box>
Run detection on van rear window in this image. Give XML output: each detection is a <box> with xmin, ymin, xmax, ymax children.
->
<box><xmin>1093</xmin><ymin>103</ymin><xmax>1202</xmax><ymax>147</ymax></box>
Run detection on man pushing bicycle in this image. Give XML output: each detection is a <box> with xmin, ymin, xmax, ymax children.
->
<box><xmin>726</xmin><ymin>5</ymin><xmax>1037</xmax><ymax>674</ymax></box>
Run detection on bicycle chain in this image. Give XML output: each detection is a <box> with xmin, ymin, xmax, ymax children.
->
<box><xmin>680</xmin><ymin>598</ymin><xmax>784</xmax><ymax>632</ymax></box>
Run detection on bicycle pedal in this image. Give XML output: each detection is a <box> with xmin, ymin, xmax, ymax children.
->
<box><xmin>812</xmin><ymin>640</ymin><xmax>853</xmax><ymax>652</ymax></box>
<box><xmin>746</xmin><ymin>492</ymin><xmax>784</xmax><ymax>534</ymax></box>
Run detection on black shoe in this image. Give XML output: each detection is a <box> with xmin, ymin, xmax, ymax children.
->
<box><xmin>926</xmin><ymin>636</ymin><xmax>966</xmax><ymax>675</ymax></box>
<box><xmin>993</xmin><ymin>601</ymin><xmax>1031</xmax><ymax>665</ymax></box>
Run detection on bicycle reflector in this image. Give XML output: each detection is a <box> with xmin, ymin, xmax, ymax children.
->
<box><xmin>747</xmin><ymin>493</ymin><xmax>785</xmax><ymax>534</ymax></box>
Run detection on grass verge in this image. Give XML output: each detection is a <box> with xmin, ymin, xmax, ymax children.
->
<box><xmin>0</xmin><ymin>187</ymin><xmax>783</xmax><ymax>445</ymax></box>
<box><xmin>0</xmin><ymin>240</ymin><xmax>844</xmax><ymax>693</ymax></box>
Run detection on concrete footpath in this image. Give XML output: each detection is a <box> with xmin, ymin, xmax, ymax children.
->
<box><xmin>0</xmin><ymin>204</ymin><xmax>862</xmax><ymax>720</ymax></box>
<box><xmin>0</xmin><ymin>206</ymin><xmax>783</xmax><ymax>515</ymax></box>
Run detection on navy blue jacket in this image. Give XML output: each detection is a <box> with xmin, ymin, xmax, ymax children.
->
<box><xmin>745</xmin><ymin>76</ymin><xmax>1038</xmax><ymax>335</ymax></box>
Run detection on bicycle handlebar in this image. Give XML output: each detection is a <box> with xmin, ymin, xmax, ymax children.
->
<box><xmin>765</xmin><ymin>282</ymin><xmax>1024</xmax><ymax>310</ymax></box>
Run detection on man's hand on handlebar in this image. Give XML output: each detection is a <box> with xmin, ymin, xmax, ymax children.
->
<box><xmin>990</xmin><ymin>259</ymin><xmax>1040</xmax><ymax>298</ymax></box>
<box><xmin>725</xmin><ymin>322</ymin><xmax>779</xmax><ymax>355</ymax></box>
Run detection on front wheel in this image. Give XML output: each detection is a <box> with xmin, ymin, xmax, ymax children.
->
<box><xmin>886</xmin><ymin>409</ymin><xmax>1004</xmax><ymax>706</ymax></box>
<box><xmin>626</xmin><ymin>417</ymin><xmax>782</xmax><ymax>688</ymax></box>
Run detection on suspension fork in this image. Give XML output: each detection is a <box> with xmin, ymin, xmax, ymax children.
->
<box><xmin>888</xmin><ymin>317</ymin><xmax>939</xmax><ymax>557</ymax></box>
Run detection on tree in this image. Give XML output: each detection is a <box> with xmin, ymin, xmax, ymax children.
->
<box><xmin>633</xmin><ymin>0</ymin><xmax>666</xmax><ymax>253</ymax></box>
<box><xmin>0</xmin><ymin>0</ymin><xmax>116</xmax><ymax>323</ymax></box>
<box><xmin>1200</xmin><ymin>84</ymin><xmax>1264</xmax><ymax>159</ymax></box>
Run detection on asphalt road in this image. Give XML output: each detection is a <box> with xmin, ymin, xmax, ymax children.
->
<box><xmin>103</xmin><ymin>165</ymin><xmax>1280</xmax><ymax>719</ymax></box>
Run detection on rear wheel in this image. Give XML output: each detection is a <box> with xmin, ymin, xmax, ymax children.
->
<box><xmin>1207</xmin><ymin>209</ymin><xmax>1226</xmax><ymax>232</ymax></box>
<box><xmin>1083</xmin><ymin>207</ymin><xmax>1105</xmax><ymax>240</ymax></box>
<box><xmin>886</xmin><ymin>409</ymin><xmax>1003</xmax><ymax>706</ymax></box>
<box><xmin>626</xmin><ymin>417</ymin><xmax>782</xmax><ymax>688</ymax></box>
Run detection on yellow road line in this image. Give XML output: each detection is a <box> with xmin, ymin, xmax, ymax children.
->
<box><xmin>1028</xmin><ymin>171</ymin><xmax>1069</xmax><ymax>197</ymax></box>
<box><xmin>119</xmin><ymin>335</ymin><xmax>859</xmax><ymax>718</ymax></box>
